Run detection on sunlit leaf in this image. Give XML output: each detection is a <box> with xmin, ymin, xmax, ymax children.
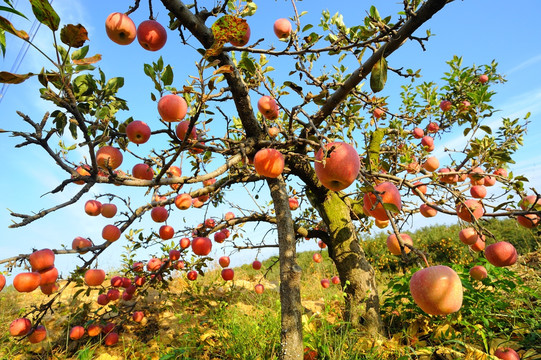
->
<box><xmin>0</xmin><ymin>15</ymin><xmax>29</xmax><ymax>40</ymax></box>
<box><xmin>213</xmin><ymin>65</ymin><xmax>234</xmax><ymax>75</ymax></box>
<box><xmin>29</xmin><ymin>0</ymin><xmax>60</xmax><ymax>32</ymax></box>
<box><xmin>370</xmin><ymin>56</ymin><xmax>387</xmax><ymax>93</ymax></box>
<box><xmin>0</xmin><ymin>71</ymin><xmax>34</xmax><ymax>83</ymax></box>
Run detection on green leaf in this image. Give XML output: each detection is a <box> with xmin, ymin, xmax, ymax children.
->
<box><xmin>0</xmin><ymin>15</ymin><xmax>29</xmax><ymax>40</ymax></box>
<box><xmin>161</xmin><ymin>65</ymin><xmax>173</xmax><ymax>86</ymax></box>
<box><xmin>71</xmin><ymin>45</ymin><xmax>89</xmax><ymax>60</ymax></box>
<box><xmin>105</xmin><ymin>77</ymin><xmax>124</xmax><ymax>94</ymax></box>
<box><xmin>29</xmin><ymin>0</ymin><xmax>60</xmax><ymax>32</ymax></box>
<box><xmin>0</xmin><ymin>70</ymin><xmax>34</xmax><ymax>83</ymax></box>
<box><xmin>479</xmin><ymin>125</ymin><xmax>492</xmax><ymax>134</ymax></box>
<box><xmin>0</xmin><ymin>5</ymin><xmax>28</xmax><ymax>19</ymax></box>
<box><xmin>370</xmin><ymin>56</ymin><xmax>387</xmax><ymax>93</ymax></box>
<box><xmin>0</xmin><ymin>29</ymin><xmax>5</xmax><ymax>57</ymax></box>
<box><xmin>302</xmin><ymin>24</ymin><xmax>313</xmax><ymax>32</ymax></box>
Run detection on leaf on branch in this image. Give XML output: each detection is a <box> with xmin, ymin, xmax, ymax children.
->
<box><xmin>284</xmin><ymin>81</ymin><xmax>303</xmax><ymax>95</ymax></box>
<box><xmin>207</xmin><ymin>15</ymin><xmax>249</xmax><ymax>57</ymax></box>
<box><xmin>213</xmin><ymin>65</ymin><xmax>234</xmax><ymax>75</ymax></box>
<box><xmin>60</xmin><ymin>24</ymin><xmax>88</xmax><ymax>48</ymax></box>
<box><xmin>0</xmin><ymin>71</ymin><xmax>34</xmax><ymax>84</ymax></box>
<box><xmin>0</xmin><ymin>15</ymin><xmax>29</xmax><ymax>40</ymax></box>
<box><xmin>72</xmin><ymin>54</ymin><xmax>101</xmax><ymax>65</ymax></box>
<box><xmin>29</xmin><ymin>0</ymin><xmax>60</xmax><ymax>32</ymax></box>
<box><xmin>161</xmin><ymin>64</ymin><xmax>174</xmax><ymax>86</ymax></box>
<box><xmin>370</xmin><ymin>56</ymin><xmax>387</xmax><ymax>93</ymax></box>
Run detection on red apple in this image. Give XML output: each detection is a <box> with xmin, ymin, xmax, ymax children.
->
<box><xmin>469</xmin><ymin>265</ymin><xmax>487</xmax><ymax>281</ymax></box>
<box><xmin>386</xmin><ymin>233</ymin><xmax>413</xmax><ymax>255</ymax></box>
<box><xmin>133</xmin><ymin>311</ymin><xmax>145</xmax><ymax>323</ymax></box>
<box><xmin>104</xmin><ymin>332</ymin><xmax>119</xmax><ymax>346</ymax></box>
<box><xmin>494</xmin><ymin>168</ymin><xmax>508</xmax><ymax>178</ymax></box>
<box><xmin>485</xmin><ymin>241</ymin><xmax>518</xmax><ymax>267</ymax></box>
<box><xmin>96</xmin><ymin>146</ymin><xmax>123</xmax><ymax>170</ymax></box>
<box><xmin>107</xmin><ymin>288</ymin><xmax>120</xmax><ymax>301</ymax></box>
<box><xmin>160</xmin><ymin>225</ymin><xmax>175</xmax><ymax>240</ymax></box>
<box><xmin>219</xmin><ymin>256</ymin><xmax>230</xmax><ymax>268</ymax></box>
<box><xmin>97</xmin><ymin>294</ymin><xmax>109</xmax><ymax>306</ymax></box>
<box><xmin>479</xmin><ymin>74</ymin><xmax>489</xmax><ymax>84</ymax></box>
<box><xmin>421</xmin><ymin>136</ymin><xmax>434</xmax><ymax>149</ymax></box>
<box><xmin>13</xmin><ymin>272</ymin><xmax>41</xmax><ymax>292</ymax></box>
<box><xmin>494</xmin><ymin>347</ymin><xmax>520</xmax><ymax>360</ymax></box>
<box><xmin>314</xmin><ymin>142</ymin><xmax>360</xmax><ymax>191</ymax></box>
<box><xmin>459</xmin><ymin>228</ymin><xmax>478</xmax><ymax>245</ymax></box>
<box><xmin>363</xmin><ymin>182</ymin><xmax>402</xmax><ymax>221</ymax></box>
<box><xmin>409</xmin><ymin>265</ymin><xmax>463</xmax><ymax>315</ymax></box>
<box><xmin>253</xmin><ymin>148</ymin><xmax>284</xmax><ymax>178</ymax></box>
<box><xmin>179</xmin><ymin>237</ymin><xmax>191</xmax><ymax>249</ymax></box>
<box><xmin>252</xmin><ymin>260</ymin><xmax>262</xmax><ymax>270</ymax></box>
<box><xmin>175</xmin><ymin>120</ymin><xmax>197</xmax><ymax>140</ymax></box>
<box><xmin>331</xmin><ymin>276</ymin><xmax>340</xmax><ymax>285</ymax></box>
<box><xmin>318</xmin><ymin>240</ymin><xmax>327</xmax><ymax>249</ymax></box>
<box><xmin>0</xmin><ymin>274</ymin><xmax>5</xmax><ymax>292</ymax></box>
<box><xmin>519</xmin><ymin>194</ymin><xmax>541</xmax><ymax>210</ymax></box>
<box><xmin>214</xmin><ymin>231</ymin><xmax>227</xmax><ymax>243</ymax></box>
<box><xmin>159</xmin><ymin>94</ymin><xmax>188</xmax><ymax>122</ymax></box>
<box><xmin>192</xmin><ymin>237</ymin><xmax>212</xmax><ymax>256</ymax></box>
<box><xmin>221</xmin><ymin>268</ymin><xmax>234</xmax><ymax>281</ymax></box>
<box><xmin>29</xmin><ymin>248</ymin><xmax>55</xmax><ymax>271</ymax></box>
<box><xmin>254</xmin><ymin>283</ymin><xmax>265</xmax><ymax>294</ymax></box>
<box><xmin>126</xmin><ymin>121</ymin><xmax>151</xmax><ymax>144</ymax></box>
<box><xmin>273</xmin><ymin>18</ymin><xmax>292</xmax><ymax>39</ymax></box>
<box><xmin>517</xmin><ymin>214</ymin><xmax>540</xmax><ymax>228</ymax></box>
<box><xmin>413</xmin><ymin>181</ymin><xmax>427</xmax><ymax>195</ymax></box>
<box><xmin>69</xmin><ymin>325</ymin><xmax>85</xmax><ymax>340</ymax></box>
<box><xmin>412</xmin><ymin>127</ymin><xmax>424</xmax><ymax>139</ymax></box>
<box><xmin>105</xmin><ymin>12</ymin><xmax>136</xmax><ymax>45</ymax></box>
<box><xmin>313</xmin><ymin>253</ymin><xmax>323</xmax><ymax>263</ymax></box>
<box><xmin>187</xmin><ymin>270</ymin><xmax>198</xmax><ymax>281</ymax></box>
<box><xmin>175</xmin><ymin>193</ymin><xmax>192</xmax><ymax>210</ymax></box>
<box><xmin>257</xmin><ymin>96</ymin><xmax>279</xmax><ymax>120</ymax></box>
<box><xmin>151</xmin><ymin>206</ymin><xmax>169</xmax><ymax>223</ymax></box>
<box><xmin>137</xmin><ymin>19</ymin><xmax>167</xmax><ymax>51</ymax></box>
<box><xmin>456</xmin><ymin>199</ymin><xmax>484</xmax><ymax>222</ymax></box>
<box><xmin>420</xmin><ymin>203</ymin><xmax>437</xmax><ymax>218</ymax></box>
<box><xmin>147</xmin><ymin>258</ymin><xmax>163</xmax><ymax>272</ymax></box>
<box><xmin>470</xmin><ymin>185</ymin><xmax>487</xmax><ymax>199</ymax></box>
<box><xmin>101</xmin><ymin>203</ymin><xmax>118</xmax><ymax>218</ymax></box>
<box><xmin>132</xmin><ymin>163</ymin><xmax>154</xmax><ymax>180</ymax></box>
<box><xmin>88</xmin><ymin>323</ymin><xmax>102</xmax><ymax>337</ymax></box>
<box><xmin>427</xmin><ymin>122</ymin><xmax>439</xmax><ymax>133</ymax></box>
<box><xmin>320</xmin><ymin>279</ymin><xmax>330</xmax><ymax>288</ymax></box>
<box><xmin>289</xmin><ymin>197</ymin><xmax>299</xmax><ymax>210</ymax></box>
<box><xmin>9</xmin><ymin>318</ymin><xmax>31</xmax><ymax>337</ymax></box>
<box><xmin>422</xmin><ymin>156</ymin><xmax>439</xmax><ymax>172</ymax></box>
<box><xmin>438</xmin><ymin>168</ymin><xmax>458</xmax><ymax>184</ymax></box>
<box><xmin>102</xmin><ymin>224</ymin><xmax>121</xmax><ymax>242</ymax></box>
<box><xmin>169</xmin><ymin>249</ymin><xmax>181</xmax><ymax>261</ymax></box>
<box><xmin>471</xmin><ymin>235</ymin><xmax>486</xmax><ymax>252</ymax></box>
<box><xmin>439</xmin><ymin>100</ymin><xmax>452</xmax><ymax>111</ymax></box>
<box><xmin>85</xmin><ymin>199</ymin><xmax>102</xmax><ymax>216</ymax></box>
<box><xmin>28</xmin><ymin>325</ymin><xmax>47</xmax><ymax>343</ymax></box>
<box><xmin>38</xmin><ymin>266</ymin><xmax>58</xmax><ymax>285</ymax></box>
<box><xmin>84</xmin><ymin>269</ymin><xmax>105</xmax><ymax>286</ymax></box>
<box><xmin>373</xmin><ymin>108</ymin><xmax>384</xmax><ymax>118</ymax></box>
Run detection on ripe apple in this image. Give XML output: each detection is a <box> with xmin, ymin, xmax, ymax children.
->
<box><xmin>273</xmin><ymin>18</ymin><xmax>292</xmax><ymax>39</ymax></box>
<box><xmin>314</xmin><ymin>142</ymin><xmax>360</xmax><ymax>191</ymax></box>
<box><xmin>409</xmin><ymin>265</ymin><xmax>463</xmax><ymax>315</ymax></box>
<box><xmin>289</xmin><ymin>197</ymin><xmax>299</xmax><ymax>210</ymax></box>
<box><xmin>69</xmin><ymin>325</ymin><xmax>85</xmax><ymax>340</ymax></box>
<box><xmin>421</xmin><ymin>136</ymin><xmax>434</xmax><ymax>149</ymax></box>
<box><xmin>137</xmin><ymin>19</ymin><xmax>167</xmax><ymax>51</ymax></box>
<box><xmin>133</xmin><ymin>311</ymin><xmax>145</xmax><ymax>323</ymax></box>
<box><xmin>413</xmin><ymin>181</ymin><xmax>427</xmax><ymax>195</ymax></box>
<box><xmin>168</xmin><ymin>250</ymin><xmax>180</xmax><ymax>262</ymax></box>
<box><xmin>132</xmin><ymin>262</ymin><xmax>144</xmax><ymax>272</ymax></box>
<box><xmin>214</xmin><ymin>231</ymin><xmax>227</xmax><ymax>243</ymax></box>
<box><xmin>517</xmin><ymin>214</ymin><xmax>540</xmax><ymax>228</ymax></box>
<box><xmin>312</xmin><ymin>253</ymin><xmax>323</xmax><ymax>263</ymax></box>
<box><xmin>420</xmin><ymin>203</ymin><xmax>437</xmax><ymax>218</ymax></box>
<box><xmin>254</xmin><ymin>283</ymin><xmax>265</xmax><ymax>294</ymax></box>
<box><xmin>40</xmin><ymin>282</ymin><xmax>59</xmax><ymax>295</ymax></box>
<box><xmin>427</xmin><ymin>122</ymin><xmax>439</xmax><ymax>133</ymax></box>
<box><xmin>224</xmin><ymin>212</ymin><xmax>235</xmax><ymax>221</ymax></box>
<box><xmin>96</xmin><ymin>146</ymin><xmax>123</xmax><ymax>169</ymax></box>
<box><xmin>28</xmin><ymin>325</ymin><xmax>47</xmax><ymax>343</ymax></box>
<box><xmin>203</xmin><ymin>178</ymin><xmax>216</xmax><ymax>187</ymax></box>
<box><xmin>9</xmin><ymin>318</ymin><xmax>31</xmax><ymax>336</ymax></box>
<box><xmin>494</xmin><ymin>168</ymin><xmax>508</xmax><ymax>178</ymax></box>
<box><xmin>422</xmin><ymin>156</ymin><xmax>439</xmax><ymax>172</ymax></box>
<box><xmin>221</xmin><ymin>229</ymin><xmax>231</xmax><ymax>238</ymax></box>
<box><xmin>469</xmin><ymin>265</ymin><xmax>487</xmax><ymax>281</ymax></box>
<box><xmin>375</xmin><ymin>218</ymin><xmax>389</xmax><ymax>228</ymax></box>
<box><xmin>104</xmin><ymin>332</ymin><xmax>119</xmax><ymax>346</ymax></box>
<box><xmin>518</xmin><ymin>194</ymin><xmax>541</xmax><ymax>210</ymax></box>
<box><xmin>252</xmin><ymin>260</ymin><xmax>262</xmax><ymax>270</ymax></box>
<box><xmin>456</xmin><ymin>199</ymin><xmax>484</xmax><ymax>222</ymax></box>
<box><xmin>87</xmin><ymin>324</ymin><xmax>102</xmax><ymax>337</ymax></box>
<box><xmin>147</xmin><ymin>258</ymin><xmax>163</xmax><ymax>272</ymax></box>
<box><xmin>187</xmin><ymin>270</ymin><xmax>198</xmax><ymax>281</ymax></box>
<box><xmin>373</xmin><ymin>108</ymin><xmax>384</xmax><ymax>118</ymax></box>
<box><xmin>175</xmin><ymin>193</ymin><xmax>192</xmax><ymax>210</ymax></box>
<box><xmin>253</xmin><ymin>148</ymin><xmax>285</xmax><ymax>178</ymax></box>
<box><xmin>84</xmin><ymin>269</ymin><xmax>105</xmax><ymax>286</ymax></box>
<box><xmin>470</xmin><ymin>185</ymin><xmax>487</xmax><ymax>199</ymax></box>
<box><xmin>126</xmin><ymin>120</ymin><xmax>151</xmax><ymax>144</ymax></box>
<box><xmin>121</xmin><ymin>277</ymin><xmax>131</xmax><ymax>288</ymax></box>
<box><xmin>85</xmin><ymin>199</ymin><xmax>102</xmax><ymax>216</ymax></box>
<box><xmin>175</xmin><ymin>120</ymin><xmax>197</xmax><ymax>141</ymax></box>
<box><xmin>107</xmin><ymin>288</ymin><xmax>120</xmax><ymax>301</ymax></box>
<box><xmin>268</xmin><ymin>126</ymin><xmax>280</xmax><ymax>137</ymax></box>
<box><xmin>204</xmin><ymin>218</ymin><xmax>216</xmax><ymax>228</ymax></box>
<box><xmin>412</xmin><ymin>127</ymin><xmax>424</xmax><ymax>139</ymax></box>
<box><xmin>484</xmin><ymin>175</ymin><xmax>496</xmax><ymax>187</ymax></box>
<box><xmin>459</xmin><ymin>227</ymin><xmax>478</xmax><ymax>245</ymax></box>
<box><xmin>192</xmin><ymin>237</ymin><xmax>212</xmax><ymax>256</ymax></box>
<box><xmin>471</xmin><ymin>235</ymin><xmax>486</xmax><ymax>252</ymax></box>
<box><xmin>0</xmin><ymin>274</ymin><xmax>5</xmax><ymax>292</ymax></box>
<box><xmin>179</xmin><ymin>237</ymin><xmax>191</xmax><ymax>249</ymax></box>
<box><xmin>13</xmin><ymin>272</ymin><xmax>41</xmax><ymax>292</ymax></box>
<box><xmin>29</xmin><ymin>248</ymin><xmax>55</xmax><ymax>271</ymax></box>
<box><xmin>320</xmin><ymin>279</ymin><xmax>330</xmax><ymax>288</ymax></box>
<box><xmin>479</xmin><ymin>74</ymin><xmax>489</xmax><ymax>84</ymax></box>
<box><xmin>111</xmin><ymin>276</ymin><xmax>123</xmax><ymax>287</ymax></box>
<box><xmin>159</xmin><ymin>225</ymin><xmax>175</xmax><ymax>240</ymax></box>
<box><xmin>159</xmin><ymin>94</ymin><xmax>188</xmax><ymax>122</ymax></box>
<box><xmin>103</xmin><ymin>322</ymin><xmax>116</xmax><ymax>334</ymax></box>
<box><xmin>494</xmin><ymin>347</ymin><xmax>520</xmax><ymax>360</ymax></box>
<box><xmin>438</xmin><ymin>168</ymin><xmax>458</xmax><ymax>184</ymax></box>
<box><xmin>468</xmin><ymin>167</ymin><xmax>485</xmax><ymax>185</ymax></box>
<box><xmin>318</xmin><ymin>240</ymin><xmax>327</xmax><ymax>249</ymax></box>
<box><xmin>439</xmin><ymin>100</ymin><xmax>452</xmax><ymax>111</ymax></box>
<box><xmin>386</xmin><ymin>233</ymin><xmax>413</xmax><ymax>255</ymax></box>
<box><xmin>363</xmin><ymin>182</ymin><xmax>402</xmax><ymax>221</ymax></box>
<box><xmin>132</xmin><ymin>163</ymin><xmax>154</xmax><ymax>180</ymax></box>
<box><xmin>257</xmin><ymin>96</ymin><xmax>279</xmax><ymax>120</ymax></box>
<box><xmin>485</xmin><ymin>241</ymin><xmax>518</xmax><ymax>267</ymax></box>
<box><xmin>101</xmin><ymin>203</ymin><xmax>117</xmax><ymax>218</ymax></box>
<box><xmin>151</xmin><ymin>206</ymin><xmax>169</xmax><ymax>223</ymax></box>
<box><xmin>221</xmin><ymin>268</ymin><xmax>234</xmax><ymax>281</ymax></box>
<box><xmin>304</xmin><ymin>347</ymin><xmax>318</xmax><ymax>360</ymax></box>
<box><xmin>406</xmin><ymin>161</ymin><xmax>420</xmax><ymax>174</ymax></box>
<box><xmin>38</xmin><ymin>266</ymin><xmax>58</xmax><ymax>285</ymax></box>
<box><xmin>331</xmin><ymin>276</ymin><xmax>340</xmax><ymax>285</ymax></box>
<box><xmin>73</xmin><ymin>165</ymin><xmax>91</xmax><ymax>185</ymax></box>
<box><xmin>134</xmin><ymin>275</ymin><xmax>146</xmax><ymax>286</ymax></box>
<box><xmin>105</xmin><ymin>12</ymin><xmax>136</xmax><ymax>45</ymax></box>
<box><xmin>102</xmin><ymin>224</ymin><xmax>121</xmax><ymax>242</ymax></box>
<box><xmin>219</xmin><ymin>256</ymin><xmax>230</xmax><ymax>268</ymax></box>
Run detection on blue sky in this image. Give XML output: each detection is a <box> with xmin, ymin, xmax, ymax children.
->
<box><xmin>1</xmin><ymin>0</ymin><xmax>540</xmax><ymax>282</ymax></box>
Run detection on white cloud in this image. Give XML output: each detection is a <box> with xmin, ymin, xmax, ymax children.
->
<box><xmin>505</xmin><ymin>53</ymin><xmax>541</xmax><ymax>75</ymax></box>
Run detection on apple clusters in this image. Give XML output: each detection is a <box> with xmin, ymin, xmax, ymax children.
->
<box><xmin>105</xmin><ymin>12</ymin><xmax>167</xmax><ymax>51</ymax></box>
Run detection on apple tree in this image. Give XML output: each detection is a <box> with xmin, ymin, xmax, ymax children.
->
<box><xmin>0</xmin><ymin>0</ymin><xmax>539</xmax><ymax>359</ymax></box>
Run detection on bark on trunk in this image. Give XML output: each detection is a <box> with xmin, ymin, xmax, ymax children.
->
<box><xmin>311</xmin><ymin>191</ymin><xmax>384</xmax><ymax>336</ymax></box>
<box><xmin>267</xmin><ymin>177</ymin><xmax>304</xmax><ymax>360</ymax></box>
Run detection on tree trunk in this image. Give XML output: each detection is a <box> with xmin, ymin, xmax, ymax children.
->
<box><xmin>311</xmin><ymin>191</ymin><xmax>384</xmax><ymax>336</ymax></box>
<box><xmin>267</xmin><ymin>177</ymin><xmax>304</xmax><ymax>360</ymax></box>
